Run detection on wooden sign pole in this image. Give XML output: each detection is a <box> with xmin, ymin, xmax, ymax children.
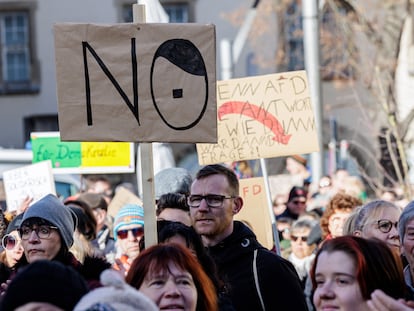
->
<box><xmin>133</xmin><ymin>3</ymin><xmax>157</xmax><ymax>248</ymax></box>
<box><xmin>260</xmin><ymin>158</ymin><xmax>281</xmax><ymax>255</ymax></box>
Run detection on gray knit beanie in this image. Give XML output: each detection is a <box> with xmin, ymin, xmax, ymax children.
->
<box><xmin>154</xmin><ymin>167</ymin><xmax>192</xmax><ymax>200</ymax></box>
<box><xmin>21</xmin><ymin>194</ymin><xmax>75</xmax><ymax>248</ymax></box>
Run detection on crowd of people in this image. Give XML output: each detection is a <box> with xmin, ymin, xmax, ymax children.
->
<box><xmin>0</xmin><ymin>157</ymin><xmax>414</xmax><ymax>310</ymax></box>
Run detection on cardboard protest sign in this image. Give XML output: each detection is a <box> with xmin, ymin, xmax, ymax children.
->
<box><xmin>54</xmin><ymin>23</ymin><xmax>217</xmax><ymax>143</ymax></box>
<box><xmin>268</xmin><ymin>174</ymin><xmax>298</xmax><ymax>199</ymax></box>
<box><xmin>197</xmin><ymin>71</ymin><xmax>319</xmax><ymax>165</ymax></box>
<box><xmin>108</xmin><ymin>186</ymin><xmax>143</xmax><ymax>219</ymax></box>
<box><xmin>3</xmin><ymin>160</ymin><xmax>56</xmax><ymax>212</ymax></box>
<box><xmin>31</xmin><ymin>132</ymin><xmax>134</xmax><ymax>174</ymax></box>
<box><xmin>235</xmin><ymin>177</ymin><xmax>273</xmax><ymax>249</ymax></box>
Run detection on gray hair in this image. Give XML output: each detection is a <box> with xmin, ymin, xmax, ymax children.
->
<box><xmin>342</xmin><ymin>205</ymin><xmax>363</xmax><ymax>235</ymax></box>
<box><xmin>353</xmin><ymin>200</ymin><xmax>400</xmax><ymax>232</ymax></box>
<box><xmin>399</xmin><ymin>201</ymin><xmax>414</xmax><ymax>243</ymax></box>
<box><xmin>291</xmin><ymin>217</ymin><xmax>318</xmax><ymax>232</ymax></box>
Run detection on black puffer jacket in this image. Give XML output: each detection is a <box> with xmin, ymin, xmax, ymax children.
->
<box><xmin>207</xmin><ymin>221</ymin><xmax>308</xmax><ymax>311</ymax></box>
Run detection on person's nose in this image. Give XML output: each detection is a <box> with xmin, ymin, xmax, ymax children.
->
<box><xmin>318</xmin><ymin>281</ymin><xmax>335</xmax><ymax>299</ymax></box>
<box><xmin>164</xmin><ymin>280</ymin><xmax>181</xmax><ymax>298</ymax></box>
<box><xmin>389</xmin><ymin>225</ymin><xmax>399</xmax><ymax>238</ymax></box>
<box><xmin>127</xmin><ymin>230</ymin><xmax>137</xmax><ymax>241</ymax></box>
<box><xmin>197</xmin><ymin>197</ymin><xmax>210</xmax><ymax>212</ymax></box>
<box><xmin>27</xmin><ymin>230</ymin><xmax>40</xmax><ymax>243</ymax></box>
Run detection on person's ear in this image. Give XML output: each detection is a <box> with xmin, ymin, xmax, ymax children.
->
<box><xmin>232</xmin><ymin>196</ymin><xmax>243</xmax><ymax>215</ymax></box>
<box><xmin>353</xmin><ymin>230</ymin><xmax>362</xmax><ymax>237</ymax></box>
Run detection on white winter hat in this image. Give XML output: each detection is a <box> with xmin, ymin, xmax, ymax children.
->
<box><xmin>73</xmin><ymin>269</ymin><xmax>158</xmax><ymax>311</ymax></box>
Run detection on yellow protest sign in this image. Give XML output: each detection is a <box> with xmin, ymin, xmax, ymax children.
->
<box><xmin>81</xmin><ymin>142</ymin><xmax>131</xmax><ymax>167</ymax></box>
<box><xmin>197</xmin><ymin>71</ymin><xmax>319</xmax><ymax>165</ymax></box>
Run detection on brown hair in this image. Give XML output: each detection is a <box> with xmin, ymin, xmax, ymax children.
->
<box><xmin>156</xmin><ymin>193</ymin><xmax>189</xmax><ymax>216</ymax></box>
<box><xmin>195</xmin><ymin>164</ymin><xmax>239</xmax><ymax>196</ymax></box>
<box><xmin>320</xmin><ymin>193</ymin><xmax>362</xmax><ymax>239</ymax></box>
<box><xmin>126</xmin><ymin>243</ymin><xmax>218</xmax><ymax>311</ymax></box>
<box><xmin>310</xmin><ymin>236</ymin><xmax>406</xmax><ymax>300</ymax></box>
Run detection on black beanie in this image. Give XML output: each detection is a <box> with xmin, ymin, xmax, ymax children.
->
<box><xmin>0</xmin><ymin>260</ymin><xmax>89</xmax><ymax>311</ymax></box>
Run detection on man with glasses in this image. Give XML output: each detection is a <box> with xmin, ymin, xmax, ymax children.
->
<box><xmin>112</xmin><ymin>204</ymin><xmax>144</xmax><ymax>275</ymax></box>
<box><xmin>277</xmin><ymin>186</ymin><xmax>308</xmax><ymax>222</ymax></box>
<box><xmin>188</xmin><ymin>164</ymin><xmax>308</xmax><ymax>311</ymax></box>
<box><xmin>287</xmin><ymin>218</ymin><xmax>318</xmax><ymax>289</ymax></box>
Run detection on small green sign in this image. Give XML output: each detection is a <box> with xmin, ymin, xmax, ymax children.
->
<box><xmin>31</xmin><ymin>136</ymin><xmax>81</xmax><ymax>168</ymax></box>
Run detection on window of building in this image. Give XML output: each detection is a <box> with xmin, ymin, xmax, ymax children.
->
<box><xmin>122</xmin><ymin>3</ymin><xmax>134</xmax><ymax>22</ymax></box>
<box><xmin>1</xmin><ymin>12</ymin><xmax>30</xmax><ymax>82</ymax></box>
<box><xmin>0</xmin><ymin>5</ymin><xmax>39</xmax><ymax>95</ymax></box>
<box><xmin>121</xmin><ymin>2</ymin><xmax>189</xmax><ymax>23</ymax></box>
<box><xmin>24</xmin><ymin>114</ymin><xmax>59</xmax><ymax>146</ymax></box>
<box><xmin>164</xmin><ymin>4</ymin><xmax>188</xmax><ymax>23</ymax></box>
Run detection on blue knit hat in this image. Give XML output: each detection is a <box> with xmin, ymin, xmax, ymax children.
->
<box><xmin>21</xmin><ymin>194</ymin><xmax>76</xmax><ymax>249</ymax></box>
<box><xmin>113</xmin><ymin>204</ymin><xmax>144</xmax><ymax>240</ymax></box>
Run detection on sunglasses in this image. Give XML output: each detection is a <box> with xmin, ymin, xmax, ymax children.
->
<box><xmin>319</xmin><ymin>180</ymin><xmax>331</xmax><ymax>188</ymax></box>
<box><xmin>117</xmin><ymin>227</ymin><xmax>144</xmax><ymax>240</ymax></box>
<box><xmin>2</xmin><ymin>234</ymin><xmax>21</xmax><ymax>250</ymax></box>
<box><xmin>290</xmin><ymin>235</ymin><xmax>308</xmax><ymax>242</ymax></box>
<box><xmin>375</xmin><ymin>219</ymin><xmax>398</xmax><ymax>234</ymax></box>
<box><xmin>291</xmin><ymin>200</ymin><xmax>306</xmax><ymax>205</ymax></box>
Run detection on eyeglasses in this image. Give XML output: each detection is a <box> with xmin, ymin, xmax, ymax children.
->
<box><xmin>19</xmin><ymin>225</ymin><xmax>59</xmax><ymax>240</ymax></box>
<box><xmin>2</xmin><ymin>234</ymin><xmax>21</xmax><ymax>250</ymax></box>
<box><xmin>187</xmin><ymin>194</ymin><xmax>236</xmax><ymax>208</ymax></box>
<box><xmin>290</xmin><ymin>235</ymin><xmax>308</xmax><ymax>242</ymax></box>
<box><xmin>375</xmin><ymin>219</ymin><xmax>398</xmax><ymax>233</ymax></box>
<box><xmin>291</xmin><ymin>200</ymin><xmax>306</xmax><ymax>205</ymax></box>
<box><xmin>117</xmin><ymin>227</ymin><xmax>144</xmax><ymax>240</ymax></box>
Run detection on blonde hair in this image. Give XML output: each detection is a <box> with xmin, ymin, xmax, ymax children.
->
<box><xmin>353</xmin><ymin>200</ymin><xmax>401</xmax><ymax>232</ymax></box>
<box><xmin>70</xmin><ymin>231</ymin><xmax>96</xmax><ymax>263</ymax></box>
